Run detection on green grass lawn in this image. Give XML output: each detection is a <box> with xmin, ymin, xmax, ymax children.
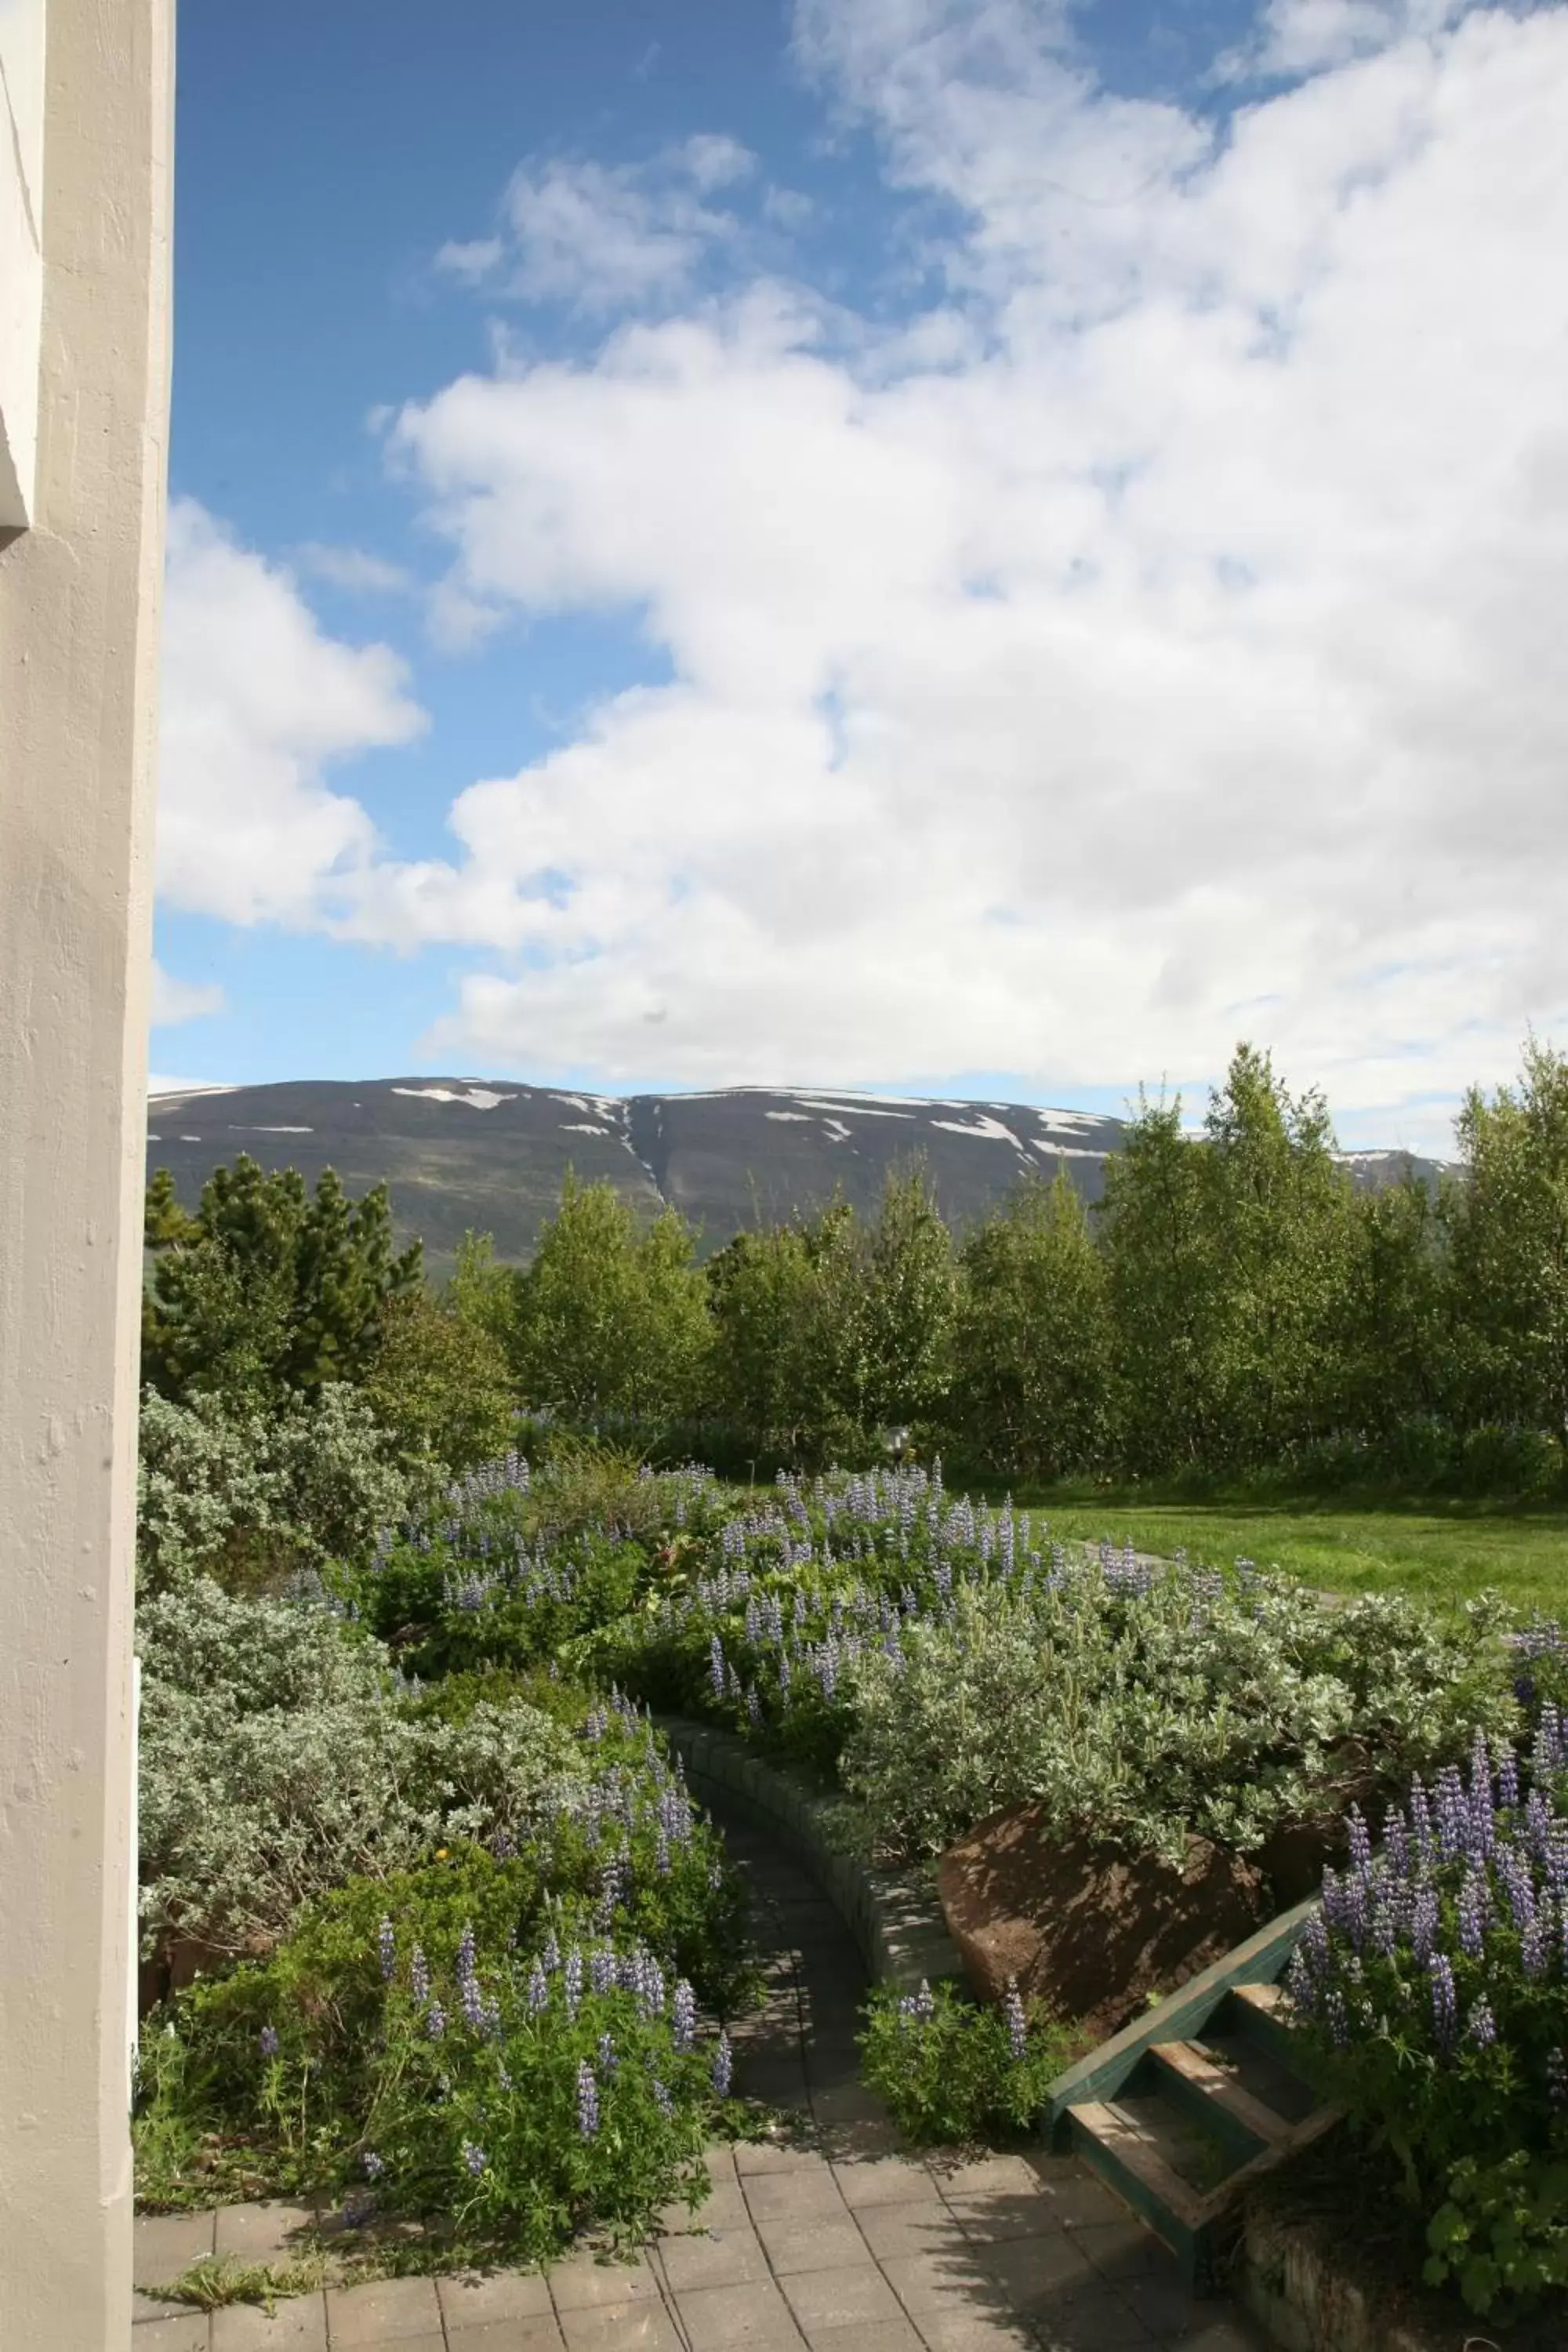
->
<box><xmin>1005</xmin><ymin>1489</ymin><xmax>1568</xmax><ymax>1619</ymax></box>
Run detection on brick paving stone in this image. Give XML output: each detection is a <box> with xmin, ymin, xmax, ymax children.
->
<box><xmin>1023</xmin><ymin>2165</ymin><xmax>1128</xmax><ymax>2231</ymax></box>
<box><xmin>212</xmin><ymin>2203</ymin><xmax>317</xmax><ymax>2263</ymax></box>
<box><xmin>209</xmin><ymin>2298</ymin><xmax>328</xmax><ymax>2350</ymax></box>
<box><xmin>547</xmin><ymin>2249</ymin><xmax>658</xmax><ymax>2310</ymax></box>
<box><xmin>135</xmin><ymin>2210</ymin><xmax>217</xmax><ymax>2285</ymax></box>
<box><xmin>796</xmin><ymin>2323</ymin><xmax>924</xmax><ymax>2352</ymax></box>
<box><xmin>1032</xmin><ymin>2289</ymin><xmax>1162</xmax><ymax>2351</ymax></box>
<box><xmin>136</xmin><ymin>2292</ymin><xmax>198</xmax><ymax>2325</ymax></box>
<box><xmin>325</xmin><ymin>2274</ymin><xmax>444</xmax><ymax>2342</ymax></box>
<box><xmin>445</xmin><ymin>2320</ymin><xmax>566</xmax><ymax>2352</ymax></box>
<box><xmin>734</xmin><ymin>2136</ymin><xmax>827</xmax><ymax>2177</ymax></box>
<box><xmin>132</xmin><ymin>2319</ymin><xmax>211</xmax><ymax>2351</ymax></box>
<box><xmin>829</xmin><ymin>2157</ymin><xmax>941</xmax><ymax>2211</ymax></box>
<box><xmin>675</xmin><ymin>2278</ymin><xmax>808</xmax><ymax>2350</ymax></box>
<box><xmin>908</xmin><ymin>2309</ymin><xmax>1038</xmax><ymax>2352</ymax></box>
<box><xmin>1067</xmin><ymin>2216</ymin><xmax>1173</xmax><ymax>2282</ymax></box>
<box><xmin>975</xmin><ymin>2231</ymin><xmax>1098</xmax><ymax>2310</ymax></box>
<box><xmin>557</xmin><ymin>2299</ymin><xmax>688</xmax><ymax>2352</ymax></box>
<box><xmin>779</xmin><ymin>2264</ymin><xmax>906</xmax><ymax>2332</ymax></box>
<box><xmin>742</xmin><ymin>2167</ymin><xmax>850</xmax><ymax>2225</ymax></box>
<box><xmin>877</xmin><ymin>2248</ymin><xmax>994</xmax><ymax>2319</ymax></box>
<box><xmin>437</xmin><ymin>2267</ymin><xmax>554</xmax><ymax>2325</ymax></box>
<box><xmin>933</xmin><ymin>2158</ymin><xmax>1044</xmax><ymax>2205</ymax></box>
<box><xmin>852</xmin><ymin>2205</ymin><xmax>971</xmax><ymax>2265</ymax></box>
<box><xmin>753</xmin><ymin>2215</ymin><xmax>874</xmax><ymax>2274</ymax></box>
<box><xmin>656</xmin><ymin>2227</ymin><xmax>773</xmax><ymax>2292</ymax></box>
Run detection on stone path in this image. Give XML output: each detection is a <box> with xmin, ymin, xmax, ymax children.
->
<box><xmin>131</xmin><ymin>1807</ymin><xmax>1265</xmax><ymax>2352</ymax></box>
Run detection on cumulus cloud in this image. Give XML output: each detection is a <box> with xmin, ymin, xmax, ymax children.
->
<box><xmin>292</xmin><ymin>542</ymin><xmax>415</xmax><ymax>596</ymax></box>
<box><xmin>435</xmin><ymin>136</ymin><xmax>757</xmax><ymax>312</ymax></box>
<box><xmin>160</xmin><ymin>3</ymin><xmax>1568</xmax><ymax>1152</ymax></box>
<box><xmin>359</xmin><ymin>0</ymin><xmax>1568</xmax><ymax>1146</ymax></box>
<box><xmin>158</xmin><ymin>500</ymin><xmax>426</xmax><ymax>927</ymax></box>
<box><xmin>150</xmin><ymin>961</ymin><xmax>226</xmax><ymax>1026</ymax></box>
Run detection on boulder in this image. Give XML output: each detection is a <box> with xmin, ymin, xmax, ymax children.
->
<box><xmin>936</xmin><ymin>1802</ymin><xmax>1268</xmax><ymax>2042</ymax></box>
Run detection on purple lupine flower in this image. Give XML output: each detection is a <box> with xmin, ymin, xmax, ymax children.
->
<box><xmin>426</xmin><ymin>2002</ymin><xmax>447</xmax><ymax>2041</ymax></box>
<box><xmin>672</xmin><ymin>1980</ymin><xmax>696</xmax><ymax>2053</ymax></box>
<box><xmin>456</xmin><ymin>1923</ymin><xmax>477</xmax><ymax>1986</ymax></box>
<box><xmin>377</xmin><ymin>1917</ymin><xmax>397</xmax><ymax>1981</ymax></box>
<box><xmin>590</xmin><ymin>1945</ymin><xmax>615</xmax><ymax>1997</ymax></box>
<box><xmin>1410</xmin><ymin>1882</ymin><xmax>1439</xmax><ymax>1965</ymax></box>
<box><xmin>411</xmin><ymin>1945</ymin><xmax>431</xmax><ymax>2005</ymax></box>
<box><xmin>1468</xmin><ymin>1998</ymin><xmax>1498</xmax><ymax>2049</ymax></box>
<box><xmin>1346</xmin><ymin>1807</ymin><xmax>1372</xmax><ymax>1881</ymax></box>
<box><xmin>598</xmin><ymin>2032</ymin><xmax>619</xmax><ymax>2075</ymax></box>
<box><xmin>1428</xmin><ymin>1953</ymin><xmax>1458</xmax><ymax>2045</ymax></box>
<box><xmin>361</xmin><ymin>2149</ymin><xmax>387</xmax><ymax>2179</ymax></box>
<box><xmin>710</xmin><ymin>1634</ymin><xmax>727</xmax><ymax>1700</ymax></box>
<box><xmin>913</xmin><ymin>1980</ymin><xmax>936</xmax><ymax>2024</ymax></box>
<box><xmin>652</xmin><ymin>2075</ymin><xmax>673</xmax><ymax>2115</ymax></box>
<box><xmin>460</xmin><ymin>1970</ymin><xmax>485</xmax><ymax>2030</ymax></box>
<box><xmin>712</xmin><ymin>2031</ymin><xmax>733</xmax><ymax>2097</ymax></box>
<box><xmin>1324</xmin><ymin>1989</ymin><xmax>1349</xmax><ymax>2050</ymax></box>
<box><xmin>1497</xmin><ymin>1748</ymin><xmax>1521</xmax><ymax>1813</ymax></box>
<box><xmin>1457</xmin><ymin>1863</ymin><xmax>1490</xmax><ymax>1958</ymax></box>
<box><xmin>1003</xmin><ymin>1980</ymin><xmax>1028</xmax><ymax>2066</ymax></box>
<box><xmin>1548</xmin><ymin>2049</ymin><xmax>1568</xmax><ymax>2108</ymax></box>
<box><xmin>1409</xmin><ymin>1777</ymin><xmax>1435</xmax><ymax>1864</ymax></box>
<box><xmin>527</xmin><ymin>1958</ymin><xmax>549</xmax><ymax>2015</ymax></box>
<box><xmin>462</xmin><ymin>2140</ymin><xmax>487</xmax><ymax>2176</ymax></box>
<box><xmin>542</xmin><ymin>1931</ymin><xmax>561</xmax><ymax>1973</ymax></box>
<box><xmin>577</xmin><ymin>2059</ymin><xmax>600</xmax><ymax>2139</ymax></box>
<box><xmin>258</xmin><ymin>2025</ymin><xmax>280</xmax><ymax>2058</ymax></box>
<box><xmin>564</xmin><ymin>1948</ymin><xmax>583</xmax><ymax>2019</ymax></box>
<box><xmin>1382</xmin><ymin>1809</ymin><xmax>1411</xmax><ymax>1884</ymax></box>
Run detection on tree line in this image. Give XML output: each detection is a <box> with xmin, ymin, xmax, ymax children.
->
<box><xmin>141</xmin><ymin>1037</ymin><xmax>1568</xmax><ymax>1495</ymax></box>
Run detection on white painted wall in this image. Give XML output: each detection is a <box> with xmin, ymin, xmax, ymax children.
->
<box><xmin>0</xmin><ymin>0</ymin><xmax>173</xmax><ymax>2336</ymax></box>
<box><xmin>0</xmin><ymin>0</ymin><xmax>45</xmax><ymax>528</ymax></box>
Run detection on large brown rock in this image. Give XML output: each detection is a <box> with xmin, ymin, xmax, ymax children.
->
<box><xmin>937</xmin><ymin>1802</ymin><xmax>1268</xmax><ymax>2042</ymax></box>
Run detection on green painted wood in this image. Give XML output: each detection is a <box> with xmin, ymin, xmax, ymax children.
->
<box><xmin>1222</xmin><ymin>1981</ymin><xmax>1312</xmax><ymax>2078</ymax></box>
<box><xmin>1045</xmin><ymin>1893</ymin><xmax>1319</xmax><ymax>2146</ymax></box>
<box><xmin>1139</xmin><ymin>2048</ymin><xmax>1270</xmax><ymax>2172</ymax></box>
<box><xmin>1066</xmin><ymin>2107</ymin><xmax>1215</xmax><ymax>2293</ymax></box>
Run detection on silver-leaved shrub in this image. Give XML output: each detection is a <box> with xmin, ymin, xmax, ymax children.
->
<box><xmin>137</xmin><ymin>1581</ymin><xmax>585</xmax><ymax>1962</ymax></box>
<box><xmin>837</xmin><ymin>1572</ymin><xmax>1517</xmax><ymax>1864</ymax></box>
<box><xmin>136</xmin><ymin>1384</ymin><xmax>423</xmax><ymax>1596</ymax></box>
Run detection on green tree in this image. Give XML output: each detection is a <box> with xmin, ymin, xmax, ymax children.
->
<box><xmin>142</xmin><ymin>1155</ymin><xmax>423</xmax><ymax>1404</ymax></box>
<box><xmin>951</xmin><ymin>1171</ymin><xmax>1114</xmax><ymax>1477</ymax></box>
<box><xmin>862</xmin><ymin>1165</ymin><xmax>958</xmax><ymax>1432</ymax></box>
<box><xmin>1445</xmin><ymin>1038</ymin><xmax>1568</xmax><ymax>1433</ymax></box>
<box><xmin>508</xmin><ymin>1176</ymin><xmax>710</xmax><ymax>1424</ymax></box>
<box><xmin>362</xmin><ymin>1290</ymin><xmax>519</xmax><ymax>1475</ymax></box>
<box><xmin>1097</xmin><ymin>1090</ymin><xmax>1224</xmax><ymax>1472</ymax></box>
<box><xmin>706</xmin><ymin>1196</ymin><xmax>877</xmax><ymax>1463</ymax></box>
<box><xmin>1341</xmin><ymin>1171</ymin><xmax>1453</xmax><ymax>1440</ymax></box>
<box><xmin>1200</xmin><ymin>1044</ymin><xmax>1357</xmax><ymax>1461</ymax></box>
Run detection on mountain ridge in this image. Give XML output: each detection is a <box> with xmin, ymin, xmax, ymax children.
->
<box><xmin>145</xmin><ymin>1076</ymin><xmax>1450</xmax><ymax>1274</ymax></box>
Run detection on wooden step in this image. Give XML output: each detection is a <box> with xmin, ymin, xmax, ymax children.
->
<box><xmin>1225</xmin><ymin>1978</ymin><xmax>1310</xmax><ymax>2074</ymax></box>
<box><xmin>1149</xmin><ymin>2038</ymin><xmax>1290</xmax><ymax>2158</ymax></box>
<box><xmin>1067</xmin><ymin>2099</ymin><xmax>1216</xmax><ymax>2252</ymax></box>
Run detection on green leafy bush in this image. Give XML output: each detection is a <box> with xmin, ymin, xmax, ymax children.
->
<box><xmin>136</xmin><ymin>1837</ymin><xmax>746</xmax><ymax>2262</ymax></box>
<box><xmin>1287</xmin><ymin>1727</ymin><xmax>1568</xmax><ymax>2320</ymax></box>
<box><xmin>858</xmin><ymin>1979</ymin><xmax>1076</xmax><ymax>2144</ymax></box>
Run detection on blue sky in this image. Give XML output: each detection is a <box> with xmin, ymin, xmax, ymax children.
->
<box><xmin>153</xmin><ymin>0</ymin><xmax>1568</xmax><ymax>1152</ymax></box>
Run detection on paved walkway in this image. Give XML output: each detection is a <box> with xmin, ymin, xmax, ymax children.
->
<box><xmin>132</xmin><ymin>1809</ymin><xmax>1265</xmax><ymax>2352</ymax></box>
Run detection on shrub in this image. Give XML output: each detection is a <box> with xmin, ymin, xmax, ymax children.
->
<box><xmin>136</xmin><ymin>1385</ymin><xmax>419</xmax><ymax>1599</ymax></box>
<box><xmin>137</xmin><ymin>1582</ymin><xmax>586</xmax><ymax>1962</ymax></box>
<box><xmin>135</xmin><ymin>1837</ymin><xmax>747</xmax><ymax>2262</ymax></box>
<box><xmin>583</xmin><ymin>1467</ymin><xmax>1516</xmax><ymax>1868</ymax></box>
<box><xmin>858</xmin><ymin>1979</ymin><xmax>1076</xmax><ymax>2144</ymax></box>
<box><xmin>1286</xmin><ymin>1724</ymin><xmax>1568</xmax><ymax>2318</ymax></box>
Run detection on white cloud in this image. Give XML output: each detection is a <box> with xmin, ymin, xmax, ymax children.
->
<box><xmin>435</xmin><ymin>137</ymin><xmax>757</xmax><ymax>313</ymax></box>
<box><xmin>1234</xmin><ymin>0</ymin><xmax>1471</xmax><ymax>78</ymax></box>
<box><xmin>293</xmin><ymin>542</ymin><xmax>415</xmax><ymax>596</ymax></box>
<box><xmin>158</xmin><ymin>500</ymin><xmax>426</xmax><ymax>927</ymax></box>
<box><xmin>157</xmin><ymin>4</ymin><xmax>1568</xmax><ymax>1155</ymax></box>
<box><xmin>363</xmin><ymin>0</ymin><xmax>1568</xmax><ymax>1147</ymax></box>
<box><xmin>150</xmin><ymin>961</ymin><xmax>226</xmax><ymax>1026</ymax></box>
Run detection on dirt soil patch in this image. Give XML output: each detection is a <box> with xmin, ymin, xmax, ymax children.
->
<box><xmin>937</xmin><ymin>1802</ymin><xmax>1268</xmax><ymax>2041</ymax></box>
